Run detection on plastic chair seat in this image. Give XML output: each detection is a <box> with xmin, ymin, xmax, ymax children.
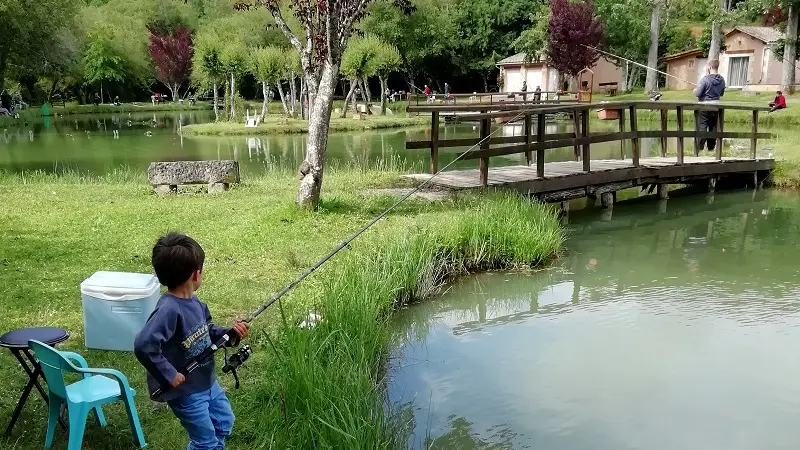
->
<box><xmin>66</xmin><ymin>375</ymin><xmax>126</xmax><ymax>404</ymax></box>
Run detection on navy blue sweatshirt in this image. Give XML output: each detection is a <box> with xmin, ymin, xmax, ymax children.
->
<box><xmin>694</xmin><ymin>73</ymin><xmax>726</xmax><ymax>102</ymax></box>
<box><xmin>134</xmin><ymin>293</ymin><xmax>234</xmax><ymax>402</ymax></box>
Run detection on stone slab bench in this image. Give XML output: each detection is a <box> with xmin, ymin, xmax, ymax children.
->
<box><xmin>147</xmin><ymin>160</ymin><xmax>240</xmax><ymax>194</ymax></box>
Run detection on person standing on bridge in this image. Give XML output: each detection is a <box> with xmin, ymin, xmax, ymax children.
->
<box><xmin>693</xmin><ymin>60</ymin><xmax>726</xmax><ymax>152</ymax></box>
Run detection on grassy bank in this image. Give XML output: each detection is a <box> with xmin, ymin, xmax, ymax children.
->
<box><xmin>0</xmin><ymin>168</ymin><xmax>562</xmax><ymax>449</ymax></box>
<box><xmin>181</xmin><ymin>114</ymin><xmax>429</xmax><ymax>136</ymax></box>
<box><xmin>0</xmin><ymin>102</ymin><xmax>211</xmax><ymax>126</ymax></box>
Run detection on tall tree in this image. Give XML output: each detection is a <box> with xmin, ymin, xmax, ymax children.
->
<box><xmin>369</xmin><ymin>41</ymin><xmax>402</xmax><ymax>115</ymax></box>
<box><xmin>645</xmin><ymin>1</ymin><xmax>663</xmax><ymax>92</ymax></box>
<box><xmin>257</xmin><ymin>0</ymin><xmax>374</xmax><ymax>209</ymax></box>
<box><xmin>782</xmin><ymin>3</ymin><xmax>799</xmax><ymax>93</ymax></box>
<box><xmin>361</xmin><ymin>0</ymin><xmax>458</xmax><ymax>91</ymax></box>
<box><xmin>192</xmin><ymin>31</ymin><xmax>225</xmax><ymax>121</ymax></box>
<box><xmin>220</xmin><ymin>42</ymin><xmax>246</xmax><ymax>121</ymax></box>
<box><xmin>547</xmin><ymin>0</ymin><xmax>604</xmax><ymax>81</ymax></box>
<box><xmin>250</xmin><ymin>46</ymin><xmax>288</xmax><ymax>120</ymax></box>
<box><xmin>708</xmin><ymin>0</ymin><xmax>732</xmax><ymax>61</ymax></box>
<box><xmin>595</xmin><ymin>0</ymin><xmax>651</xmax><ymax>91</ymax></box>
<box><xmin>148</xmin><ymin>26</ymin><xmax>194</xmax><ymax>102</ymax></box>
<box><xmin>83</xmin><ymin>25</ymin><xmax>126</xmax><ymax>102</ymax></box>
<box><xmin>340</xmin><ymin>37</ymin><xmax>379</xmax><ymax>118</ymax></box>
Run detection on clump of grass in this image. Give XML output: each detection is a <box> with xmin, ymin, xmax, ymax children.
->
<box><xmin>237</xmin><ymin>192</ymin><xmax>563</xmax><ymax>448</ymax></box>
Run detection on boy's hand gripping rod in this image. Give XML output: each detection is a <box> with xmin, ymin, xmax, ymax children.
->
<box><xmin>149</xmin><ymin>106</ymin><xmax>532</xmax><ymax>400</ymax></box>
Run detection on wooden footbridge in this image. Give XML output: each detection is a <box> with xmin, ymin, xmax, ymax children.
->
<box><xmin>405</xmin><ymin>101</ymin><xmax>774</xmax><ymax>207</ymax></box>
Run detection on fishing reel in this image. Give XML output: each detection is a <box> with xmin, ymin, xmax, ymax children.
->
<box><xmin>222</xmin><ymin>344</ymin><xmax>252</xmax><ymax>389</ymax></box>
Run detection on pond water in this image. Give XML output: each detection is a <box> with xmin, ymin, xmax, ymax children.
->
<box><xmin>0</xmin><ymin>112</ymin><xmax>781</xmax><ymax>175</ymax></box>
<box><xmin>389</xmin><ymin>189</ymin><xmax>800</xmax><ymax>450</ymax></box>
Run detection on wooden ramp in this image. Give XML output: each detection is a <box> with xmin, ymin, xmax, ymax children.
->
<box><xmin>406</xmin><ymin>156</ymin><xmax>773</xmax><ymax>200</ymax></box>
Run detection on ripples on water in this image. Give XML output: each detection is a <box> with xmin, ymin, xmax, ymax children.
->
<box><xmin>389</xmin><ymin>190</ymin><xmax>800</xmax><ymax>450</ymax></box>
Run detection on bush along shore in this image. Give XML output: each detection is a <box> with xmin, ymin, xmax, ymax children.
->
<box><xmin>0</xmin><ymin>168</ymin><xmax>562</xmax><ymax>449</ymax></box>
<box><xmin>181</xmin><ymin>114</ymin><xmax>430</xmax><ymax>136</ymax></box>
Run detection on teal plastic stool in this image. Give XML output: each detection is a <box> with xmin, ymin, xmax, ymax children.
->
<box><xmin>28</xmin><ymin>340</ymin><xmax>147</xmax><ymax>449</ymax></box>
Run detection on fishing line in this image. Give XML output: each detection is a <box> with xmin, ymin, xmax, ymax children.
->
<box><xmin>581</xmin><ymin>44</ymin><xmax>698</xmax><ymax>87</ymax></box>
<box><xmin>152</xmin><ymin>104</ymin><xmax>535</xmax><ymax>398</ymax></box>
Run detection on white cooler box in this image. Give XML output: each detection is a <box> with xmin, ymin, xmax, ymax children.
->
<box><xmin>81</xmin><ymin>271</ymin><xmax>161</xmax><ymax>351</ymax></box>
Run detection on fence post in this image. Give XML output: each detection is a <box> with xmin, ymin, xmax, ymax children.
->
<box><xmin>618</xmin><ymin>108</ymin><xmax>626</xmax><ymax>159</ymax></box>
<box><xmin>537</xmin><ymin>113</ymin><xmax>546</xmax><ymax>178</ymax></box>
<box><xmin>479</xmin><ymin>117</ymin><xmax>490</xmax><ymax>187</ymax></box>
<box><xmin>430</xmin><ymin>111</ymin><xmax>439</xmax><ymax>174</ymax></box>
<box><xmin>660</xmin><ymin>108</ymin><xmax>668</xmax><ymax>157</ymax></box>
<box><xmin>694</xmin><ymin>110</ymin><xmax>701</xmax><ymax>156</ymax></box>
<box><xmin>629</xmin><ymin>105</ymin><xmax>640</xmax><ymax>168</ymax></box>
<box><xmin>751</xmin><ymin>110</ymin><xmax>759</xmax><ymax>159</ymax></box>
<box><xmin>581</xmin><ymin>109</ymin><xmax>590</xmax><ymax>172</ymax></box>
<box><xmin>524</xmin><ymin>114</ymin><xmax>532</xmax><ymax>166</ymax></box>
<box><xmin>715</xmin><ymin>108</ymin><xmax>724</xmax><ymax>161</ymax></box>
<box><xmin>572</xmin><ymin>109</ymin><xmax>581</xmax><ymax>161</ymax></box>
<box><xmin>676</xmin><ymin>106</ymin><xmax>684</xmax><ymax>165</ymax></box>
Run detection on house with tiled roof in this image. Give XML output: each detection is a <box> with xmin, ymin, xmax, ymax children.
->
<box><xmin>661</xmin><ymin>26</ymin><xmax>799</xmax><ymax>91</ymax></box>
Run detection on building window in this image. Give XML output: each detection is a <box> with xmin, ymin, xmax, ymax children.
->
<box><xmin>689</xmin><ymin>60</ymin><xmax>694</xmax><ymax>68</ymax></box>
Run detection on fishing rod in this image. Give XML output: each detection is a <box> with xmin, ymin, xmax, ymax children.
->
<box><xmin>150</xmin><ymin>105</ymin><xmax>533</xmax><ymax>400</ymax></box>
<box><xmin>581</xmin><ymin>44</ymin><xmax>698</xmax><ymax>87</ymax></box>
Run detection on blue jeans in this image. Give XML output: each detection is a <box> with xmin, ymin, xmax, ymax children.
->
<box><xmin>168</xmin><ymin>382</ymin><xmax>235</xmax><ymax>450</ymax></box>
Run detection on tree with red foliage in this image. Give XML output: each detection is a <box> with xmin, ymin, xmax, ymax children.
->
<box><xmin>148</xmin><ymin>26</ymin><xmax>194</xmax><ymax>102</ymax></box>
<box><xmin>546</xmin><ymin>0</ymin><xmax>604</xmax><ymax>83</ymax></box>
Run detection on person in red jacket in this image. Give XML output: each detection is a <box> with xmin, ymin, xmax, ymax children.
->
<box><xmin>770</xmin><ymin>90</ymin><xmax>787</xmax><ymax>112</ymax></box>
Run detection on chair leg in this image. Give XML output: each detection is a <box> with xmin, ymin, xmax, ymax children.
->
<box><xmin>93</xmin><ymin>404</ymin><xmax>108</xmax><ymax>427</ymax></box>
<box><xmin>123</xmin><ymin>395</ymin><xmax>147</xmax><ymax>448</ymax></box>
<box><xmin>45</xmin><ymin>396</ymin><xmax>62</xmax><ymax>449</ymax></box>
<box><xmin>66</xmin><ymin>403</ymin><xmax>89</xmax><ymax>450</ymax></box>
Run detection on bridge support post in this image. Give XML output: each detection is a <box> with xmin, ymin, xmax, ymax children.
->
<box><xmin>715</xmin><ymin>108</ymin><xmax>724</xmax><ymax>161</ymax></box>
<box><xmin>600</xmin><ymin>192</ymin><xmax>614</xmax><ymax>209</ymax></box>
<box><xmin>657</xmin><ymin>199</ymin><xmax>668</xmax><ymax>214</ymax></box>
<box><xmin>708</xmin><ymin>177</ymin><xmax>716</xmax><ymax>193</ymax></box>
<box><xmin>524</xmin><ymin>114</ymin><xmax>532</xmax><ymax>166</ymax></box>
<box><xmin>676</xmin><ymin>106</ymin><xmax>684</xmax><ymax>164</ymax></box>
<box><xmin>659</xmin><ymin>108</ymin><xmax>668</xmax><ymax>157</ymax></box>
<box><xmin>430</xmin><ymin>112</ymin><xmax>439</xmax><ymax>174</ymax></box>
<box><xmin>751</xmin><ymin>110</ymin><xmax>759</xmax><ymax>159</ymax></box>
<box><xmin>657</xmin><ymin>184</ymin><xmax>669</xmax><ymax>200</ymax></box>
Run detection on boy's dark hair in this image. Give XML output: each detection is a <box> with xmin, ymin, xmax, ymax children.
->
<box><xmin>152</xmin><ymin>233</ymin><xmax>205</xmax><ymax>289</ymax></box>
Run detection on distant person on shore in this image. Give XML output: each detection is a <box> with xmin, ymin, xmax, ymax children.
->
<box><xmin>533</xmin><ymin>86</ymin><xmax>542</xmax><ymax>103</ymax></box>
<box><xmin>1</xmin><ymin>90</ymin><xmax>12</xmax><ymax>113</ymax></box>
<box><xmin>521</xmin><ymin>80</ymin><xmax>527</xmax><ymax>101</ymax></box>
<box><xmin>93</xmin><ymin>92</ymin><xmax>101</xmax><ymax>106</ymax></box>
<box><xmin>769</xmin><ymin>90</ymin><xmax>786</xmax><ymax>112</ymax></box>
<box><xmin>693</xmin><ymin>59</ymin><xmax>726</xmax><ymax>152</ymax></box>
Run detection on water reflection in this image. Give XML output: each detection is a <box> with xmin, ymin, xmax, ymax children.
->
<box><xmin>389</xmin><ymin>190</ymin><xmax>800</xmax><ymax>450</ymax></box>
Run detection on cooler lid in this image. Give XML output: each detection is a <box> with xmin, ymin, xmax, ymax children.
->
<box><xmin>81</xmin><ymin>271</ymin><xmax>160</xmax><ymax>301</ymax></box>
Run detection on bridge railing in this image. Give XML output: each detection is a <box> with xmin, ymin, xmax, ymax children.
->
<box><xmin>407</xmin><ymin>91</ymin><xmax>580</xmax><ymax>107</ymax></box>
<box><xmin>405</xmin><ymin>101</ymin><xmax>774</xmax><ymax>186</ymax></box>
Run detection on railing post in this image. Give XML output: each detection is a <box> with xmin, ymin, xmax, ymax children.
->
<box><xmin>479</xmin><ymin>117</ymin><xmax>490</xmax><ymax>187</ymax></box>
<box><xmin>536</xmin><ymin>112</ymin><xmax>545</xmax><ymax>178</ymax></box>
<box><xmin>751</xmin><ymin>110</ymin><xmax>759</xmax><ymax>159</ymax></box>
<box><xmin>524</xmin><ymin>114</ymin><xmax>532</xmax><ymax>166</ymax></box>
<box><xmin>618</xmin><ymin>108</ymin><xmax>626</xmax><ymax>159</ymax></box>
<box><xmin>660</xmin><ymin>108</ymin><xmax>668</xmax><ymax>157</ymax></box>
<box><xmin>676</xmin><ymin>106</ymin><xmax>684</xmax><ymax>165</ymax></box>
<box><xmin>581</xmin><ymin>109</ymin><xmax>590</xmax><ymax>172</ymax></box>
<box><xmin>629</xmin><ymin>105</ymin><xmax>640</xmax><ymax>167</ymax></box>
<box><xmin>715</xmin><ymin>108</ymin><xmax>724</xmax><ymax>161</ymax></box>
<box><xmin>572</xmin><ymin>109</ymin><xmax>581</xmax><ymax>161</ymax></box>
<box><xmin>693</xmin><ymin>110</ymin><xmax>701</xmax><ymax>156</ymax></box>
<box><xmin>430</xmin><ymin>111</ymin><xmax>439</xmax><ymax>174</ymax></box>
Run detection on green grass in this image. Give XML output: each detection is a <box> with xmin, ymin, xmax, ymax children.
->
<box><xmin>0</xmin><ymin>167</ymin><xmax>562</xmax><ymax>449</ymax></box>
<box><xmin>181</xmin><ymin>114</ymin><xmax>429</xmax><ymax>136</ymax></box>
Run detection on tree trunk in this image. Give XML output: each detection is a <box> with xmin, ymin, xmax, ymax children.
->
<box><xmin>340</xmin><ymin>79</ymin><xmax>357</xmax><ymax>118</ymax></box>
<box><xmin>300</xmin><ymin>77</ymin><xmax>307</xmax><ymax>120</ymax></box>
<box><xmin>380</xmin><ymin>76</ymin><xmax>388</xmax><ymax>115</ymax></box>
<box><xmin>644</xmin><ymin>2</ymin><xmax>661</xmax><ymax>93</ymax></box>
<box><xmin>783</xmin><ymin>5</ymin><xmax>799</xmax><ymax>93</ymax></box>
<box><xmin>363</xmin><ymin>77</ymin><xmax>372</xmax><ymax>104</ymax></box>
<box><xmin>277</xmin><ymin>81</ymin><xmax>289</xmax><ymax>116</ymax></box>
<box><xmin>0</xmin><ymin>51</ymin><xmax>6</xmax><ymax>92</ymax></box>
<box><xmin>168</xmin><ymin>83</ymin><xmax>179</xmax><ymax>104</ymax></box>
<box><xmin>213</xmin><ymin>81</ymin><xmax>219</xmax><ymax>122</ymax></box>
<box><xmin>290</xmin><ymin>72</ymin><xmax>298</xmax><ymax>117</ymax></box>
<box><xmin>360</xmin><ymin>79</ymin><xmax>372</xmax><ymax>115</ymax></box>
<box><xmin>47</xmin><ymin>77</ymin><xmax>60</xmax><ymax>102</ymax></box>
<box><xmin>708</xmin><ymin>0</ymin><xmax>728</xmax><ymax>62</ymax></box>
<box><xmin>482</xmin><ymin>73</ymin><xmax>489</xmax><ymax>92</ymax></box>
<box><xmin>619</xmin><ymin>62</ymin><xmax>629</xmax><ymax>93</ymax></box>
<box><xmin>100</xmin><ymin>82</ymin><xmax>104</xmax><ymax>105</ymax></box>
<box><xmin>297</xmin><ymin>61</ymin><xmax>338</xmax><ymax>209</ymax></box>
<box><xmin>261</xmin><ymin>81</ymin><xmax>269</xmax><ymax>121</ymax></box>
<box><xmin>230</xmin><ymin>73</ymin><xmax>236</xmax><ymax>121</ymax></box>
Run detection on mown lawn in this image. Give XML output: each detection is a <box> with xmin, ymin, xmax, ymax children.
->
<box><xmin>0</xmin><ymin>167</ymin><xmax>562</xmax><ymax>449</ymax></box>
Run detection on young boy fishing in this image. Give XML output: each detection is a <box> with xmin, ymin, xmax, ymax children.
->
<box><xmin>134</xmin><ymin>233</ymin><xmax>249</xmax><ymax>450</ymax></box>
